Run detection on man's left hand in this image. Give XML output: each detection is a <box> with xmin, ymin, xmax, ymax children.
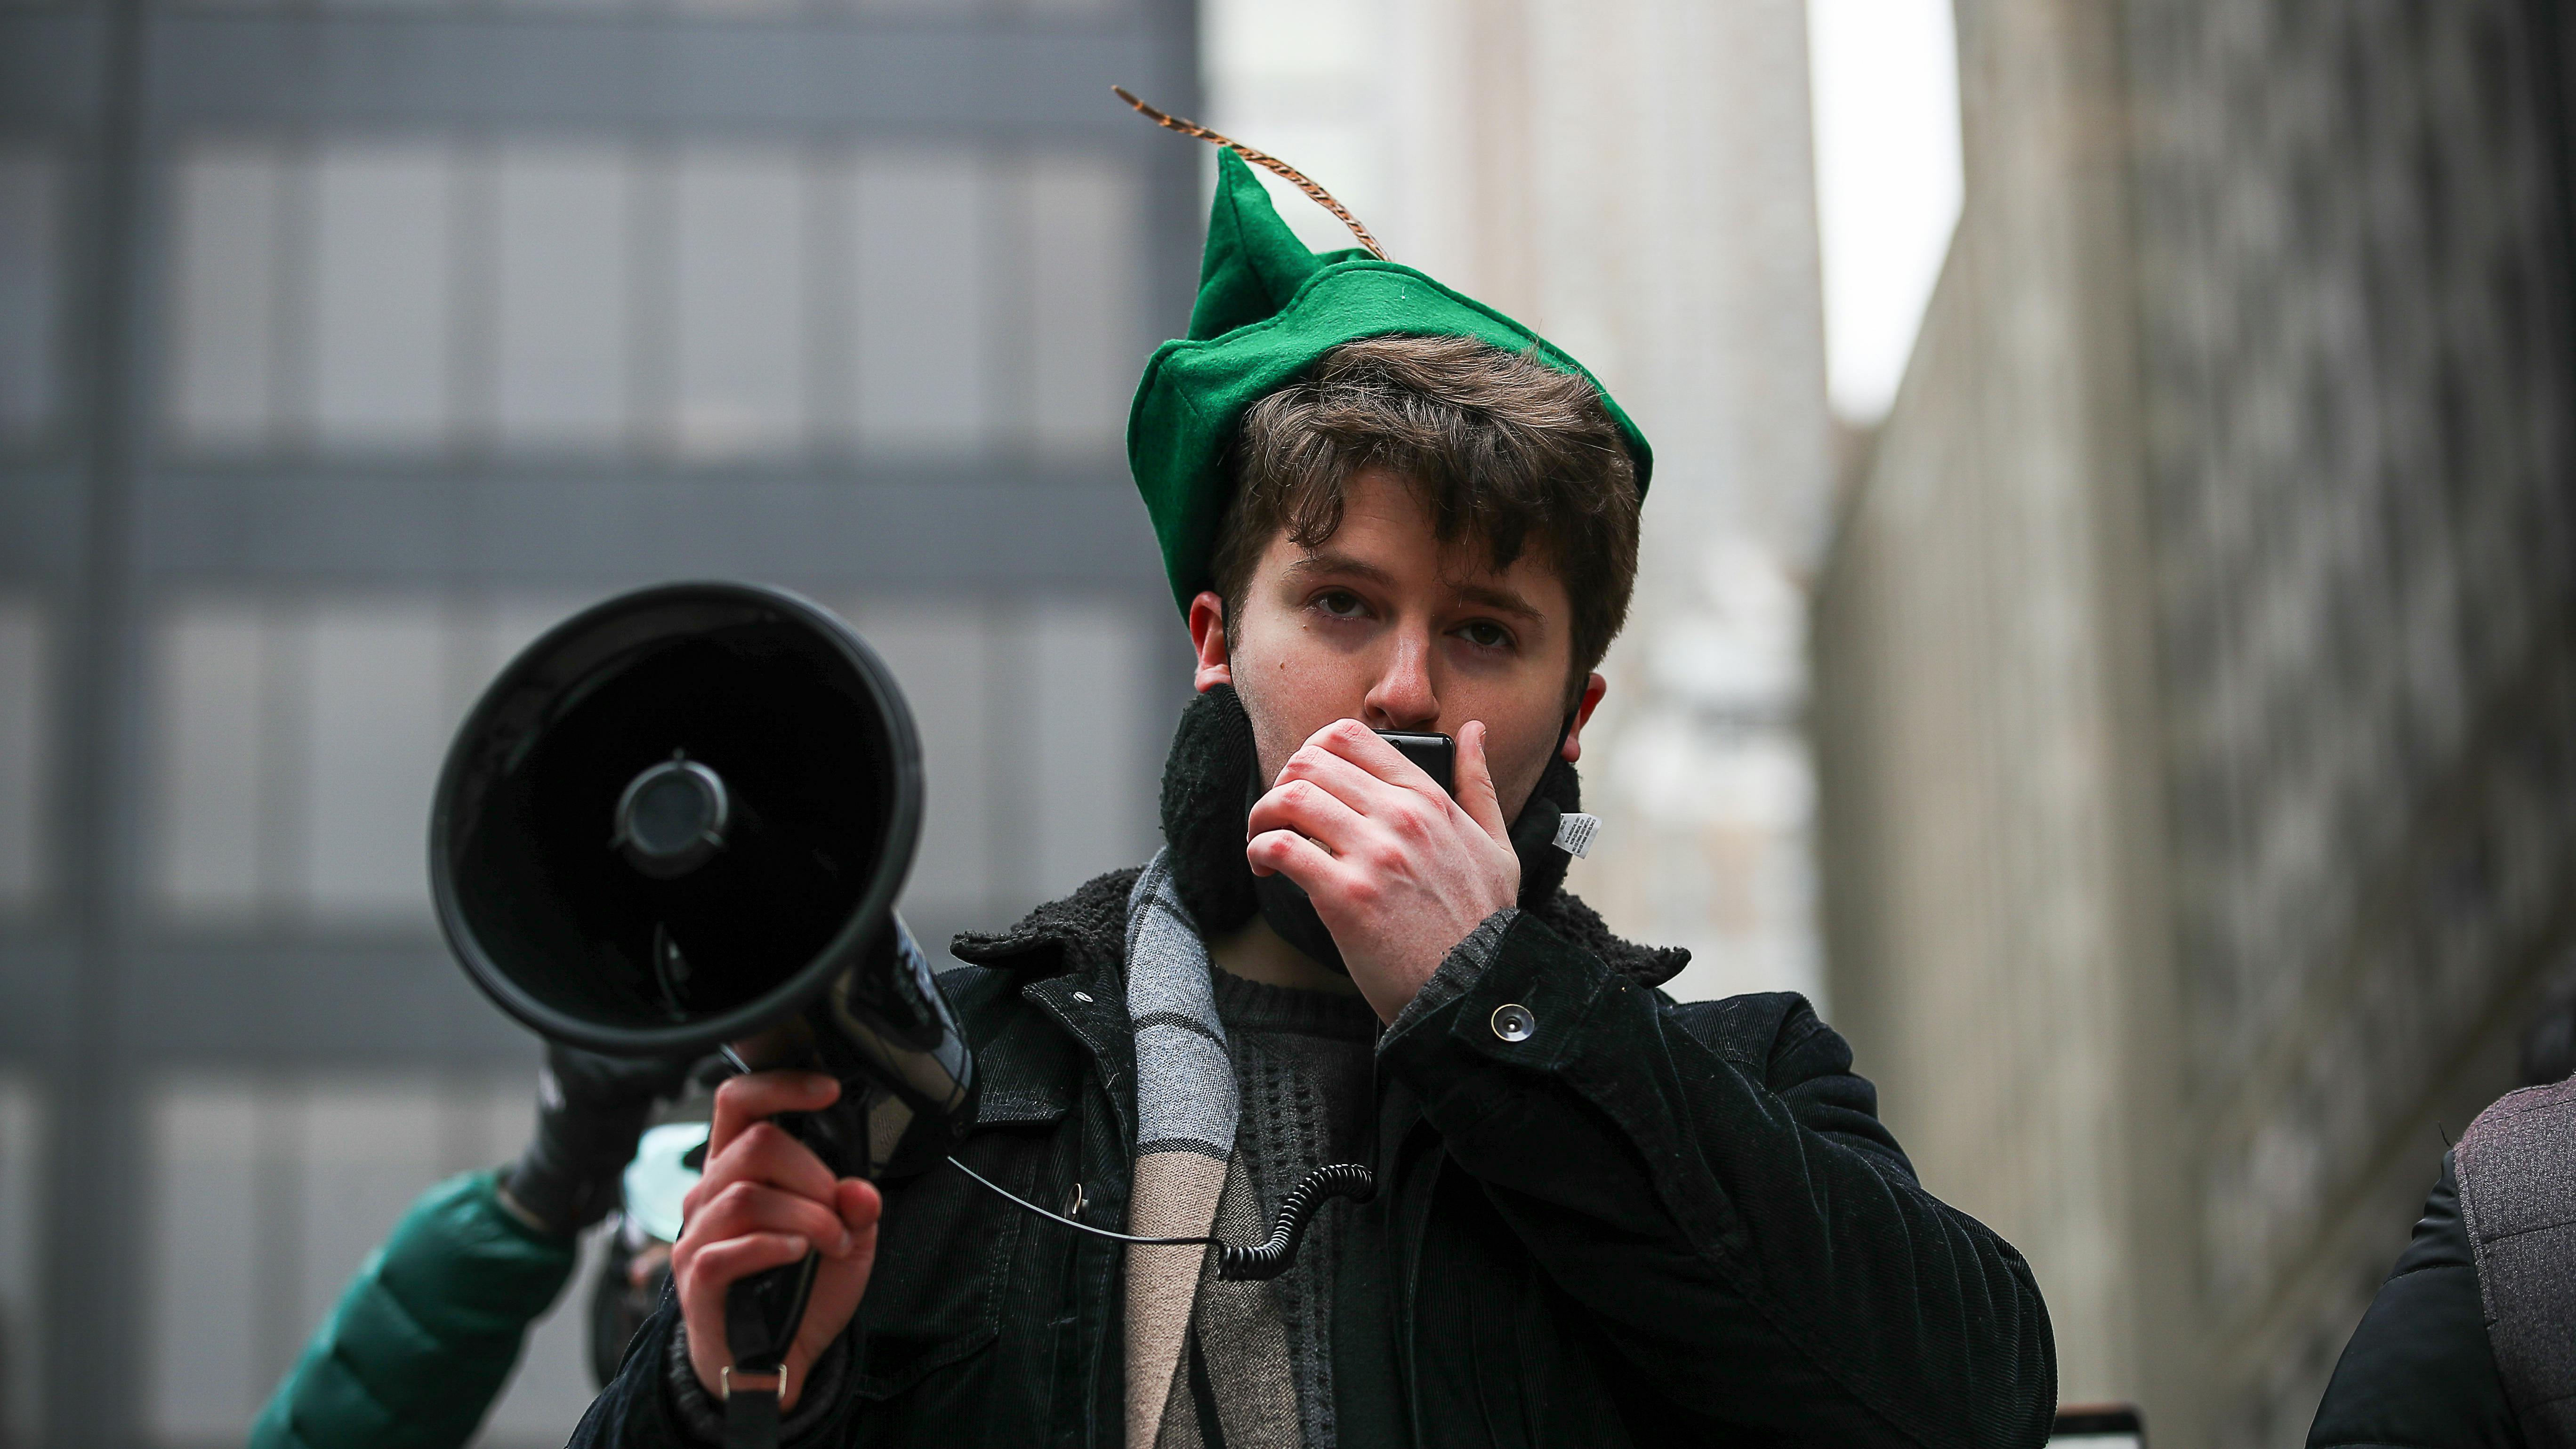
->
<box><xmin>1247</xmin><ymin>718</ymin><xmax>1520</xmax><ymax>1022</ymax></box>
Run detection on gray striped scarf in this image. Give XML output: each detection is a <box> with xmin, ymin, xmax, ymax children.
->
<box><xmin>1123</xmin><ymin>849</ymin><xmax>1238</xmax><ymax>1444</ymax></box>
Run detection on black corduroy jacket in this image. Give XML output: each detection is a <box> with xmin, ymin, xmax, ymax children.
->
<box><xmin>569</xmin><ymin>868</ymin><xmax>2056</xmax><ymax>1449</ymax></box>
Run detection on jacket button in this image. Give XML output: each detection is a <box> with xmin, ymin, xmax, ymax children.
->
<box><xmin>1072</xmin><ymin>990</ymin><xmax>1094</xmax><ymax>1004</ymax></box>
<box><xmin>1490</xmin><ymin>1003</ymin><xmax>1536</xmax><ymax>1042</ymax></box>
<box><xmin>1063</xmin><ymin>1182</ymin><xmax>1087</xmax><ymax>1220</ymax></box>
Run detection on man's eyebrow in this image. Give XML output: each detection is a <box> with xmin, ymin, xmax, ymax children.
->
<box><xmin>1450</xmin><ymin>583</ymin><xmax>1544</xmax><ymax>622</ymax></box>
<box><xmin>1286</xmin><ymin>551</ymin><xmax>1397</xmax><ymax>588</ymax></box>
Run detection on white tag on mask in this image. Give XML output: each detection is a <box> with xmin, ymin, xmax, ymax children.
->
<box><xmin>1552</xmin><ymin>813</ymin><xmax>1600</xmax><ymax>858</ymax></box>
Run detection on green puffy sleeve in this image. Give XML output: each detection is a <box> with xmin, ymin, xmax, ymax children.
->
<box><xmin>247</xmin><ymin>1168</ymin><xmax>580</xmax><ymax>1449</ymax></box>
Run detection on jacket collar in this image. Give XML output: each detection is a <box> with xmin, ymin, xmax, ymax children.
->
<box><xmin>949</xmin><ymin>868</ymin><xmax>1143</xmax><ymax>1142</ymax></box>
<box><xmin>1522</xmin><ymin>890</ymin><xmax>1692</xmax><ymax>990</ymax></box>
<box><xmin>941</xmin><ymin>861</ymin><xmax>1690</xmax><ymax>1143</ymax></box>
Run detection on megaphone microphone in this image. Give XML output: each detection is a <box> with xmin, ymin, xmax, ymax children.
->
<box><xmin>430</xmin><ymin>582</ymin><xmax>970</xmax><ymax>1434</ymax></box>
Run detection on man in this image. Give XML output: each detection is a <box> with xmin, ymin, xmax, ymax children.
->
<box><xmin>570</xmin><ymin>146</ymin><xmax>2055</xmax><ymax>1448</ymax></box>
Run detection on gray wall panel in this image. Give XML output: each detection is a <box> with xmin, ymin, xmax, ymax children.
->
<box><xmin>144</xmin><ymin>15</ymin><xmax>1181</xmax><ymax>134</ymax></box>
<box><xmin>0</xmin><ymin>940</ymin><xmax>72</xmax><ymax>1058</ymax></box>
<box><xmin>121</xmin><ymin>942</ymin><xmax>542</xmax><ymax>1066</ymax></box>
<box><xmin>0</xmin><ymin>472</ymin><xmax>83</xmax><ymax>578</ymax></box>
<box><xmin>0</xmin><ymin>12</ymin><xmax>105</xmax><ymax>125</ymax></box>
<box><xmin>130</xmin><ymin>471</ymin><xmax>1165</xmax><ymax>586</ymax></box>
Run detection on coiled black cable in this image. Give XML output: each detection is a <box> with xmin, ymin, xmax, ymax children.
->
<box><xmin>944</xmin><ymin>1155</ymin><xmax>1376</xmax><ymax>1280</ymax></box>
<box><xmin>1210</xmin><ymin>1160</ymin><xmax>1376</xmax><ymax>1280</ymax></box>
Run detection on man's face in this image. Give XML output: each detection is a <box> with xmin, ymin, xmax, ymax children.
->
<box><xmin>1191</xmin><ymin>466</ymin><xmax>1605</xmax><ymax>822</ymax></box>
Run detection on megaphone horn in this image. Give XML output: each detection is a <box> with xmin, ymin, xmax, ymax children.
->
<box><xmin>430</xmin><ymin>582</ymin><xmax>977</xmax><ymax>1435</ymax></box>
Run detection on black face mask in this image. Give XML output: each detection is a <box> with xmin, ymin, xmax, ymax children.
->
<box><xmin>1158</xmin><ymin>685</ymin><xmax>1582</xmax><ymax>974</ymax></box>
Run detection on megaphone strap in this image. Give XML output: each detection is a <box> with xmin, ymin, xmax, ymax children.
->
<box><xmin>719</xmin><ymin>1372</ymin><xmax>781</xmax><ymax>1449</ymax></box>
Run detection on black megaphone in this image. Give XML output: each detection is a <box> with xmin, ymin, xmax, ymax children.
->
<box><xmin>429</xmin><ymin>581</ymin><xmax>974</xmax><ymax>1413</ymax></box>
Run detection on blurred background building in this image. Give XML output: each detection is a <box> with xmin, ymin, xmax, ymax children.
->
<box><xmin>1814</xmin><ymin>4</ymin><xmax>2576</xmax><ymax>1448</ymax></box>
<box><xmin>0</xmin><ymin>0</ymin><xmax>1198</xmax><ymax>1442</ymax></box>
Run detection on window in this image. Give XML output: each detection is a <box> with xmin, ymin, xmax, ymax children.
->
<box><xmin>838</xmin><ymin>596</ymin><xmax>1157</xmax><ymax>928</ymax></box>
<box><xmin>164</xmin><ymin>141</ymin><xmax>1142</xmax><ymax>464</ymax></box>
<box><xmin>670</xmin><ymin>149</ymin><xmax>811</xmax><ymax>459</ymax></box>
<box><xmin>491</xmin><ymin>144</ymin><xmax>637</xmax><ymax>450</ymax></box>
<box><xmin>1023</xmin><ymin>159</ymin><xmax>1140</xmax><ymax>457</ymax></box>
<box><xmin>295</xmin><ymin>602</ymin><xmax>451</xmax><ymax>920</ymax></box>
<box><xmin>1024</xmin><ymin>598</ymin><xmax>1149</xmax><ymax>896</ymax></box>
<box><xmin>152</xmin><ymin>604</ymin><xmax>270</xmax><ymax>918</ymax></box>
<box><xmin>309</xmin><ymin>143</ymin><xmax>459</xmax><ymax>450</ymax></box>
<box><xmin>848</xmin><ymin>601</ymin><xmax>997</xmax><ymax>916</ymax></box>
<box><xmin>846</xmin><ymin>154</ymin><xmax>995</xmax><ymax>453</ymax></box>
<box><xmin>170</xmin><ymin>145</ymin><xmax>288</xmax><ymax>449</ymax></box>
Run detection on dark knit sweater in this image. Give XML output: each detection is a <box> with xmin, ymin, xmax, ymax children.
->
<box><xmin>1167</xmin><ymin>918</ymin><xmax>1518</xmax><ymax>1449</ymax></box>
<box><xmin>1198</xmin><ymin>970</ymin><xmax>1378</xmax><ymax>1449</ymax></box>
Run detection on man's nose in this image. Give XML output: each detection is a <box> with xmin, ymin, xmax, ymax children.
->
<box><xmin>1361</xmin><ymin>626</ymin><xmax>1440</xmax><ymax>730</ymax></box>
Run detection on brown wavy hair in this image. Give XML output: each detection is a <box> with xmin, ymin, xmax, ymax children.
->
<box><xmin>1211</xmin><ymin>335</ymin><xmax>1642</xmax><ymax>692</ymax></box>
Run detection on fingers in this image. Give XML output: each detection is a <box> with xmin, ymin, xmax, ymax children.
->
<box><xmin>1275</xmin><ymin>733</ymin><xmax>1401</xmax><ymax>801</ymax></box>
<box><xmin>836</xmin><ymin>1178</ymin><xmax>884</xmax><ymax>1254</ymax></box>
<box><xmin>707</xmin><ymin>1070</ymin><xmax>838</xmax><ymax>1160</ymax></box>
<box><xmin>1247</xmin><ymin>774</ymin><xmax>1368</xmax><ymax>853</ymax></box>
<box><xmin>684</xmin><ymin>1119</ymin><xmax>841</xmax><ymax>1223</ymax></box>
<box><xmin>1248</xmin><ymin>827</ymin><xmax>1360</xmax><ymax>898</ymax></box>
<box><xmin>1454</xmin><ymin>720</ymin><xmax>1510</xmax><ymax>845</ymax></box>
<box><xmin>688</xmin><ymin>1073</ymin><xmax>842</xmax><ymax>1225</ymax></box>
<box><xmin>1294</xmin><ymin>718</ymin><xmax>1423</xmax><ymax>789</ymax></box>
<box><xmin>677</xmin><ymin>1227</ymin><xmax>813</xmax><ymax>1334</ymax></box>
<box><xmin>1276</xmin><ymin>732</ymin><xmax>1464</xmax><ymax>861</ymax></box>
<box><xmin>1277</xmin><ymin>728</ymin><xmax>1452</xmax><ymax>838</ymax></box>
<box><xmin>680</xmin><ymin>1179</ymin><xmax>859</xmax><ymax>1259</ymax></box>
<box><xmin>677</xmin><ymin>1230</ymin><xmax>813</xmax><ymax>1352</ymax></box>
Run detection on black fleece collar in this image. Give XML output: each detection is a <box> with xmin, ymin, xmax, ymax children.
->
<box><xmin>951</xmin><ymin>687</ymin><xmax>1689</xmax><ymax>991</ymax></box>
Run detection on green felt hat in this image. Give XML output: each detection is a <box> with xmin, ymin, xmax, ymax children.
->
<box><xmin>1127</xmin><ymin>146</ymin><xmax>1656</xmax><ymax>616</ymax></box>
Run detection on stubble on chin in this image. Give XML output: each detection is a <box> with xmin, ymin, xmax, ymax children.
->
<box><xmin>1229</xmin><ymin>676</ymin><xmax>1302</xmax><ymax>792</ymax></box>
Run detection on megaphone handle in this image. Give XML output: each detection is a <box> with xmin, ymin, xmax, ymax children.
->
<box><xmin>722</xmin><ymin>1248</ymin><xmax>820</xmax><ymax>1449</ymax></box>
<box><xmin>706</xmin><ymin>1019</ymin><xmax>894</xmax><ymax>1449</ymax></box>
<box><xmin>712</xmin><ymin>1093</ymin><xmax>855</xmax><ymax>1449</ymax></box>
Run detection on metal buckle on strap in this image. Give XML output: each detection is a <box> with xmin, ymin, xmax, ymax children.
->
<box><xmin>720</xmin><ymin>1364</ymin><xmax>788</xmax><ymax>1401</ymax></box>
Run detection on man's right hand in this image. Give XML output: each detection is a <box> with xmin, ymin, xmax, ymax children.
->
<box><xmin>675</xmin><ymin>1071</ymin><xmax>882</xmax><ymax>1411</ymax></box>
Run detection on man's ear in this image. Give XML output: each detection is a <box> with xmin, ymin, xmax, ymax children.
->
<box><xmin>1561</xmin><ymin>673</ymin><xmax>1608</xmax><ymax>762</ymax></box>
<box><xmin>1187</xmin><ymin>591</ymin><xmax>1232</xmax><ymax>692</ymax></box>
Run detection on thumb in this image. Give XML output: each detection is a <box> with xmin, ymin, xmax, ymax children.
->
<box><xmin>1456</xmin><ymin>721</ymin><xmax>1510</xmax><ymax>846</ymax></box>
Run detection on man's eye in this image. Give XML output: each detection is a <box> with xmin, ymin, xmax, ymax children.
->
<box><xmin>1457</xmin><ymin>620</ymin><xmax>1513</xmax><ymax>649</ymax></box>
<box><xmin>1315</xmin><ymin>591</ymin><xmax>1366</xmax><ymax>618</ymax></box>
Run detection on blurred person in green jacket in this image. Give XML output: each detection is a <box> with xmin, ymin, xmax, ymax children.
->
<box><xmin>246</xmin><ymin>1046</ymin><xmax>697</xmax><ymax>1449</ymax></box>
